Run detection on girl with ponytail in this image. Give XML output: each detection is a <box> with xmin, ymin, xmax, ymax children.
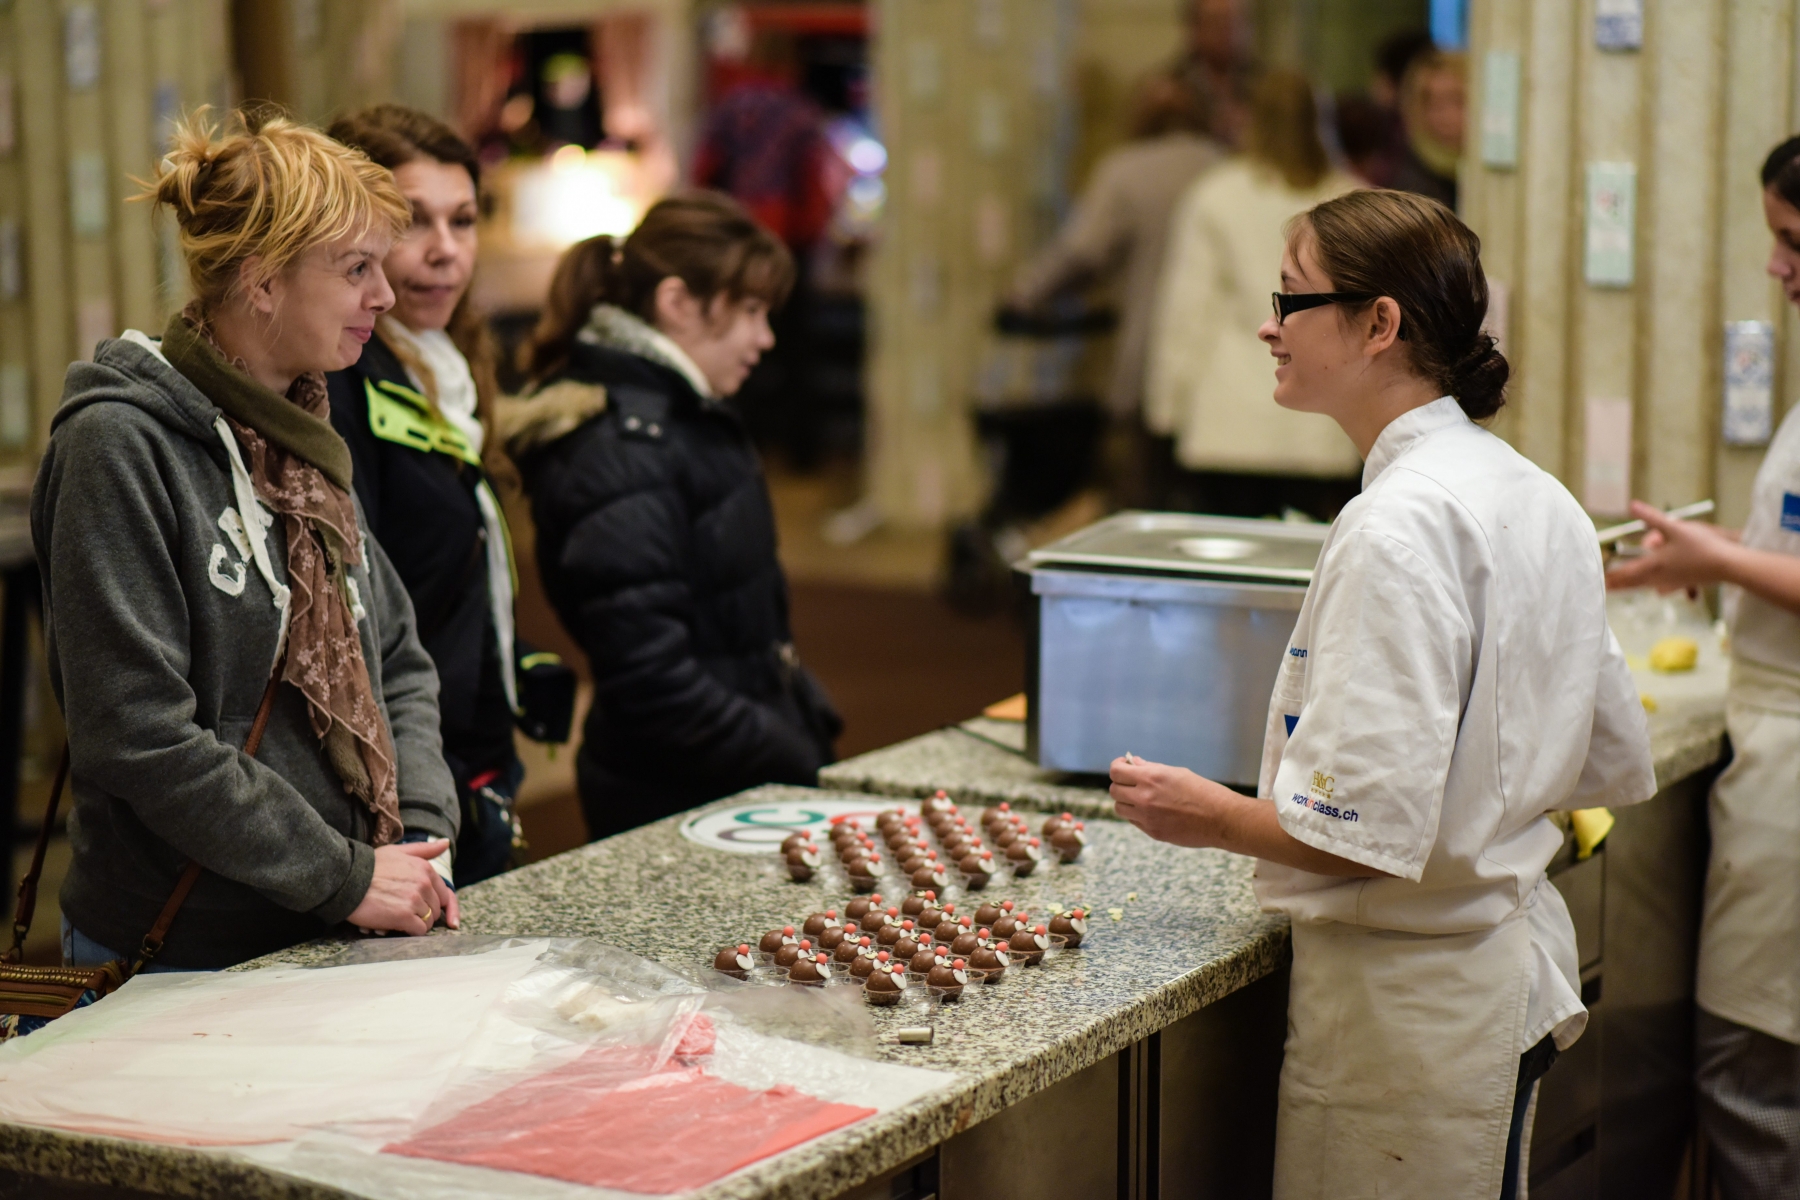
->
<box><xmin>33</xmin><ymin>108</ymin><xmax>461</xmax><ymax>971</ymax></box>
<box><xmin>1110</xmin><ymin>189</ymin><xmax>1653</xmax><ymax>1198</ymax></box>
<box><xmin>499</xmin><ymin>191</ymin><xmax>841</xmax><ymax>842</ymax></box>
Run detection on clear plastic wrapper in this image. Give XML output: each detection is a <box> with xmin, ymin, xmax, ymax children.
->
<box><xmin>0</xmin><ymin>937</ymin><xmax>951</xmax><ymax>1197</ymax></box>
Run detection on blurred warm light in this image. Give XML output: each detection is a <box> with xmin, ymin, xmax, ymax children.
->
<box><xmin>845</xmin><ymin>136</ymin><xmax>887</xmax><ymax>175</ymax></box>
<box><xmin>511</xmin><ymin>147</ymin><xmax>644</xmax><ymax>246</ymax></box>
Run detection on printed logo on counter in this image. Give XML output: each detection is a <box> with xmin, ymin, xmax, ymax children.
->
<box><xmin>1782</xmin><ymin>492</ymin><xmax>1800</xmax><ymax>533</ymax></box>
<box><xmin>679</xmin><ymin>798</ymin><xmax>917</xmax><ymax>855</ymax></box>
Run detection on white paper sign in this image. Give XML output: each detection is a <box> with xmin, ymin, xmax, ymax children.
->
<box><xmin>1481</xmin><ymin>52</ymin><xmax>1520</xmax><ymax>169</ymax></box>
<box><xmin>0</xmin><ymin>70</ymin><xmax>15</xmax><ymax>156</ymax></box>
<box><xmin>1483</xmin><ymin>278</ymin><xmax>1510</xmax><ymax>360</ymax></box>
<box><xmin>680</xmin><ymin>798</ymin><xmax>915</xmax><ymax>855</ymax></box>
<box><xmin>1596</xmin><ymin>0</ymin><xmax>1644</xmax><ymax>51</ymax></box>
<box><xmin>1723</xmin><ymin>320</ymin><xmax>1775</xmax><ymax>446</ymax></box>
<box><xmin>65</xmin><ymin>4</ymin><xmax>101</xmax><ymax>91</ymax></box>
<box><xmin>1585</xmin><ymin>162</ymin><xmax>1636</xmax><ymax>287</ymax></box>
<box><xmin>1585</xmin><ymin>396</ymin><xmax>1634</xmax><ymax>515</ymax></box>
<box><xmin>0</xmin><ymin>364</ymin><xmax>28</xmax><ymax>448</ymax></box>
<box><xmin>76</xmin><ymin>297</ymin><xmax>114</xmax><ymax>360</ymax></box>
<box><xmin>69</xmin><ymin>153</ymin><xmax>109</xmax><ymax>237</ymax></box>
<box><xmin>0</xmin><ymin>218</ymin><xmax>19</xmax><ymax>301</ymax></box>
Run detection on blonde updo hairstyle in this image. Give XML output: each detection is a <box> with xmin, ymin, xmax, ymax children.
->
<box><xmin>140</xmin><ymin>106</ymin><xmax>410</xmax><ymax>315</ymax></box>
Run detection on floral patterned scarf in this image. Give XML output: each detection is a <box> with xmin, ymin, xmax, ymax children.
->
<box><xmin>163</xmin><ymin>309</ymin><xmax>403</xmax><ymax>846</ymax></box>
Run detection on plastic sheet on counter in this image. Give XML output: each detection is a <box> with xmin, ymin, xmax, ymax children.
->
<box><xmin>0</xmin><ymin>937</ymin><xmax>953</xmax><ymax>1198</ymax></box>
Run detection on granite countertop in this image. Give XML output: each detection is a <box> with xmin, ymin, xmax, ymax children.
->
<box><xmin>0</xmin><ymin>786</ymin><xmax>1287</xmax><ymax>1200</ymax></box>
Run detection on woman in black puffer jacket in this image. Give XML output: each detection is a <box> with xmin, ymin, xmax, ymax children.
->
<box><xmin>500</xmin><ymin>193</ymin><xmax>840</xmax><ymax>840</ymax></box>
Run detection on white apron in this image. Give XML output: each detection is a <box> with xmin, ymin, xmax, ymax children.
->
<box><xmin>1264</xmin><ymin>658</ymin><xmax>1537</xmax><ymax>1200</ymax></box>
<box><xmin>1695</xmin><ymin>662</ymin><xmax>1800</xmax><ymax>1043</ymax></box>
<box><xmin>1697</xmin><ymin>404</ymin><xmax>1800</xmax><ymax>1045</ymax></box>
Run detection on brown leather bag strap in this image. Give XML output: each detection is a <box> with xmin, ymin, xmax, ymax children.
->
<box><xmin>6</xmin><ymin>745</ymin><xmax>71</xmax><ymax>965</ymax></box>
<box><xmin>133</xmin><ymin>656</ymin><xmax>285</xmax><ymax>973</ymax></box>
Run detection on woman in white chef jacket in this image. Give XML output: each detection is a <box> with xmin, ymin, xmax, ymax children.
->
<box><xmin>1605</xmin><ymin>133</ymin><xmax>1800</xmax><ymax>1199</ymax></box>
<box><xmin>1111</xmin><ymin>188</ymin><xmax>1656</xmax><ymax>1200</ymax></box>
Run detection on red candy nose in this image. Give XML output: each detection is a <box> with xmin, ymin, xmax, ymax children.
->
<box><xmin>737</xmin><ymin>944</ymin><xmax>749</xmax><ymax>953</ymax></box>
<box><xmin>953</xmin><ymin>959</ymin><xmax>966</xmax><ymax>969</ymax></box>
<box><xmin>783</xmin><ymin>926</ymin><xmax>794</xmax><ymax>935</ymax></box>
<box><xmin>1035</xmin><ymin>924</ymin><xmax>1047</xmax><ymax>933</ymax></box>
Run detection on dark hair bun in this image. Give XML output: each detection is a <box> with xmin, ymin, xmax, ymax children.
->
<box><xmin>1451</xmin><ymin>333</ymin><xmax>1509</xmax><ymax>421</ymax></box>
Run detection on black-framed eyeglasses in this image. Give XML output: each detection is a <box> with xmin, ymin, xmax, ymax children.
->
<box><xmin>1271</xmin><ymin>291</ymin><xmax>1377</xmax><ymax>324</ymax></box>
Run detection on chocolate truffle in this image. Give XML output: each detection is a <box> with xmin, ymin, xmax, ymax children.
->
<box><xmin>959</xmin><ymin>850</ymin><xmax>995</xmax><ymax>888</ymax></box>
<box><xmin>819</xmin><ymin>926</ymin><xmax>849</xmax><ymax>951</ymax></box>
<box><xmin>861</xmin><ymin>905</ymin><xmax>893</xmax><ymax>934</ymax></box>
<box><xmin>876</xmin><ymin>809</ymin><xmax>907</xmax><ymax>834</ymax></box>
<box><xmin>803</xmin><ymin>910</ymin><xmax>842</xmax><ymax>938</ymax></box>
<box><xmin>877</xmin><ymin>920</ymin><xmax>905</xmax><ymax>947</ymax></box>
<box><xmin>951</xmin><ymin>927</ymin><xmax>983</xmax><ymax>957</ymax></box>
<box><xmin>898</xmin><ymin>847</ymin><xmax>930</xmax><ymax>874</ymax></box>
<box><xmin>920</xmin><ymin>790</ymin><xmax>955</xmax><ymax>819</ymax></box>
<box><xmin>836</xmin><ymin>935</ymin><xmax>870</xmax><ymax>965</ymax></box>
<box><xmin>982</xmin><ymin>802</ymin><xmax>1012</xmax><ymax>829</ymax></box>
<box><xmin>713</xmin><ymin>944</ymin><xmax>754</xmax><ymax>980</ymax></box>
<box><xmin>894</xmin><ymin>921</ymin><xmax>922</xmax><ymax>958</ymax></box>
<box><xmin>845</xmin><ymin>894</ymin><xmax>881</xmax><ymax>921</ymax></box>
<box><xmin>851</xmin><ymin>947</ymin><xmax>890</xmax><ymax>981</ymax></box>
<box><xmin>927</xmin><ymin>958</ymin><xmax>969</xmax><ymax>1000</ymax></box>
<box><xmin>908</xmin><ymin>938</ymin><xmax>941</xmax><ymax>975</ymax></box>
<box><xmin>973</xmin><ymin>901</ymin><xmax>1005</xmax><ymax>927</ymax></box>
<box><xmin>1051</xmin><ymin>823</ymin><xmax>1087</xmax><ymax>863</ymax></box>
<box><xmin>915</xmin><ymin>901</ymin><xmax>945</xmax><ymax>930</ymax></box>
<box><xmin>885</xmin><ymin>828</ymin><xmax>916</xmax><ymax>852</ymax></box>
<box><xmin>1041</xmin><ymin>811</ymin><xmax>1076</xmax><ymax>838</ymax></box>
<box><xmin>970</xmin><ymin>942</ymin><xmax>1008</xmax><ymax>981</ymax></box>
<box><xmin>902</xmin><ymin>890</ymin><xmax>935</xmax><ymax>917</ymax></box>
<box><xmin>846</xmin><ymin>858</ymin><xmax>881</xmax><ymax>892</ymax></box>
<box><xmin>780</xmin><ymin>831</ymin><xmax>816</xmax><ymax>855</ymax></box>
<box><xmin>786</xmin><ymin>844</ymin><xmax>822</xmax><ymax>881</ymax></box>
<box><xmin>775</xmin><ymin>938</ymin><xmax>814</xmax><ymax>969</ymax></box>
<box><xmin>789</xmin><ymin>952</ymin><xmax>829</xmax><ymax>985</ymax></box>
<box><xmin>760</xmin><ymin>926</ymin><xmax>798</xmax><ymax>954</ymax></box>
<box><xmin>912</xmin><ymin>862</ymin><xmax>950</xmax><ymax>890</ymax></box>
<box><xmin>1049</xmin><ymin>909</ymin><xmax>1088</xmax><ymax>949</ymax></box>
<box><xmin>994</xmin><ymin>823</ymin><xmax>1021</xmax><ymax>849</ymax></box>
<box><xmin>1007</xmin><ymin>837</ymin><xmax>1043</xmax><ymax>877</ymax></box>
<box><xmin>993</xmin><ymin>910</ymin><xmax>1025</xmax><ymax>940</ymax></box>
<box><xmin>1009</xmin><ymin>925</ymin><xmax>1051</xmax><ymax>966</ymax></box>
<box><xmin>829</xmin><ymin>821</ymin><xmax>861</xmax><ymax>848</ymax></box>
<box><xmin>864</xmin><ymin>961</ymin><xmax>905</xmax><ymax>1005</ymax></box>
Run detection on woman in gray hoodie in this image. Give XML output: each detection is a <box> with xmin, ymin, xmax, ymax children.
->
<box><xmin>30</xmin><ymin>110</ymin><xmax>460</xmax><ymax>971</ymax></box>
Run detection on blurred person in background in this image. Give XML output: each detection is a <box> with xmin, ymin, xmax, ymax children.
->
<box><xmin>1145</xmin><ymin>68</ymin><xmax>1362</xmax><ymax>519</ymax></box>
<box><xmin>693</xmin><ymin>28</ymin><xmax>833</xmax><ymax>469</ymax></box>
<box><xmin>500</xmin><ymin>193</ymin><xmax>841</xmax><ymax>843</ymax></box>
<box><xmin>1390</xmin><ymin>50</ymin><xmax>1466</xmax><ymax>210</ymax></box>
<box><xmin>1002</xmin><ymin>73</ymin><xmax>1223</xmax><ymax>508</ymax></box>
<box><xmin>324</xmin><ymin>105</ymin><xmax>523</xmax><ymax>889</ymax></box>
<box><xmin>1335</xmin><ymin>29</ymin><xmax>1435</xmax><ymax>186</ymax></box>
<box><xmin>1174</xmin><ymin>0</ymin><xmax>1254</xmax><ymax>148</ymax></box>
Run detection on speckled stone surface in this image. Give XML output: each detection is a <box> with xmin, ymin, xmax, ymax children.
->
<box><xmin>819</xmin><ymin>718</ymin><xmax>1113</xmax><ymax>818</ymax></box>
<box><xmin>0</xmin><ymin>787</ymin><xmax>1286</xmax><ymax>1200</ymax></box>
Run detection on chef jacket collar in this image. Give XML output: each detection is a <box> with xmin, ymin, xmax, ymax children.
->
<box><xmin>1361</xmin><ymin>396</ymin><xmax>1468</xmax><ymax>490</ymax></box>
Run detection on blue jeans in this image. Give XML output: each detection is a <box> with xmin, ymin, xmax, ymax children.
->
<box><xmin>60</xmin><ymin>917</ymin><xmax>204</xmax><ymax>974</ymax></box>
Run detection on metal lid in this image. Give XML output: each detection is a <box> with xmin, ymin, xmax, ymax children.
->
<box><xmin>1025</xmin><ymin>512</ymin><xmax>1327</xmax><ymax>584</ymax></box>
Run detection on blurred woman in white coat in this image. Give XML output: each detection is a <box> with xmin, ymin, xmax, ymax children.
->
<box><xmin>1145</xmin><ymin>69</ymin><xmax>1361</xmax><ymax>516</ymax></box>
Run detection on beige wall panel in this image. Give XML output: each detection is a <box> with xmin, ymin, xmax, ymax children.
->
<box><xmin>1507</xmin><ymin>0</ymin><xmax>1581</xmax><ymax>478</ymax></box>
<box><xmin>1637</xmin><ymin>0</ymin><xmax>1724</xmax><ymax>511</ymax></box>
<box><xmin>105</xmin><ymin>0</ymin><xmax>160</xmax><ymax>336</ymax></box>
<box><xmin>1568</xmin><ymin>0</ymin><xmax>1644</xmax><ymax>512</ymax></box>
<box><xmin>17</xmin><ymin>0</ymin><xmax>73</xmax><ymax>449</ymax></box>
<box><xmin>1715</xmin><ymin>1</ymin><xmax>1794</xmax><ymax>527</ymax></box>
<box><xmin>1463</xmin><ymin>0</ymin><xmax>1527</xmax><ymax>447</ymax></box>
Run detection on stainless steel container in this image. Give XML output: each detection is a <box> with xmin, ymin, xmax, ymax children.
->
<box><xmin>1024</xmin><ymin>513</ymin><xmax>1327</xmax><ymax>785</ymax></box>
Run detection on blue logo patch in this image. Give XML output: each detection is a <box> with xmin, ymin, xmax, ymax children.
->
<box><xmin>1283</xmin><ymin>714</ymin><xmax>1299</xmax><ymax>737</ymax></box>
<box><xmin>1783</xmin><ymin>493</ymin><xmax>1800</xmax><ymax>533</ymax></box>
